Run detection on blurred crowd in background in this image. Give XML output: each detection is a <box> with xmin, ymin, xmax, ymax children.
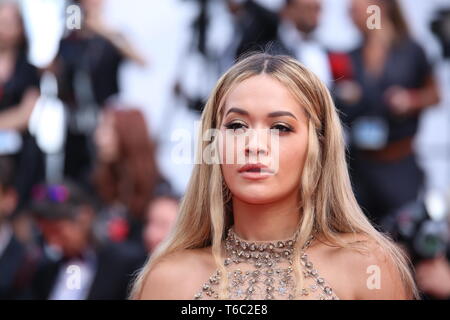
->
<box><xmin>0</xmin><ymin>0</ymin><xmax>450</xmax><ymax>300</ymax></box>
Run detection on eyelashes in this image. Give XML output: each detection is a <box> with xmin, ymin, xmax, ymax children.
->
<box><xmin>223</xmin><ymin>121</ymin><xmax>294</xmax><ymax>134</ymax></box>
<box><xmin>272</xmin><ymin>124</ymin><xmax>293</xmax><ymax>133</ymax></box>
<box><xmin>224</xmin><ymin>121</ymin><xmax>247</xmax><ymax>132</ymax></box>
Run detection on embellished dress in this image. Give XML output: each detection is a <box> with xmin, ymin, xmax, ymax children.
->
<box><xmin>194</xmin><ymin>227</ymin><xmax>339</xmax><ymax>300</ymax></box>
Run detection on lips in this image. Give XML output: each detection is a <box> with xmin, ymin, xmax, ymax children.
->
<box><xmin>239</xmin><ymin>163</ymin><xmax>273</xmax><ymax>174</ymax></box>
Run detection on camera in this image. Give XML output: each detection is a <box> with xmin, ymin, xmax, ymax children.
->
<box><xmin>431</xmin><ymin>9</ymin><xmax>450</xmax><ymax>58</ymax></box>
<box><xmin>382</xmin><ymin>191</ymin><xmax>449</xmax><ymax>263</ymax></box>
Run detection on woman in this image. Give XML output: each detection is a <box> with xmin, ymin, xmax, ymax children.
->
<box><xmin>57</xmin><ymin>0</ymin><xmax>146</xmax><ymax>186</ymax></box>
<box><xmin>0</xmin><ymin>0</ymin><xmax>43</xmax><ymax>208</ymax></box>
<box><xmin>0</xmin><ymin>1</ymin><xmax>39</xmax><ymax>130</ymax></box>
<box><xmin>93</xmin><ymin>108</ymin><xmax>161</xmax><ymax>245</ymax></box>
<box><xmin>131</xmin><ymin>53</ymin><xmax>417</xmax><ymax>300</ymax></box>
<box><xmin>331</xmin><ymin>0</ymin><xmax>440</xmax><ymax>227</ymax></box>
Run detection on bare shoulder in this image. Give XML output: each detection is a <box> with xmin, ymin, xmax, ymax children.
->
<box><xmin>308</xmin><ymin>233</ymin><xmax>412</xmax><ymax>300</ymax></box>
<box><xmin>139</xmin><ymin>247</ymin><xmax>216</xmax><ymax>300</ymax></box>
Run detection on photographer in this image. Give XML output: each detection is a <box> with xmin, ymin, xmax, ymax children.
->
<box><xmin>52</xmin><ymin>0</ymin><xmax>146</xmax><ymax>187</ymax></box>
<box><xmin>413</xmin><ymin>7</ymin><xmax>450</xmax><ymax>301</ymax></box>
<box><xmin>332</xmin><ymin>0</ymin><xmax>440</xmax><ymax>227</ymax></box>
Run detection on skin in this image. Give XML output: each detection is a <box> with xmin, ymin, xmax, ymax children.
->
<box><xmin>80</xmin><ymin>0</ymin><xmax>104</xmax><ymax>17</ymax></box>
<box><xmin>0</xmin><ymin>186</ymin><xmax>18</xmax><ymax>227</ymax></box>
<box><xmin>416</xmin><ymin>256</ymin><xmax>450</xmax><ymax>299</ymax></box>
<box><xmin>140</xmin><ymin>75</ymin><xmax>410</xmax><ymax>300</ymax></box>
<box><xmin>0</xmin><ymin>3</ymin><xmax>39</xmax><ymax>131</ymax></box>
<box><xmin>94</xmin><ymin>111</ymin><xmax>119</xmax><ymax>164</ymax></box>
<box><xmin>144</xmin><ymin>197</ymin><xmax>179</xmax><ymax>253</ymax></box>
<box><xmin>80</xmin><ymin>0</ymin><xmax>147</xmax><ymax>66</ymax></box>
<box><xmin>36</xmin><ymin>207</ymin><xmax>94</xmax><ymax>258</ymax></box>
<box><xmin>0</xmin><ymin>3</ymin><xmax>23</xmax><ymax>51</ymax></box>
<box><xmin>350</xmin><ymin>0</ymin><xmax>397</xmax><ymax>77</ymax></box>
<box><xmin>218</xmin><ymin>75</ymin><xmax>307</xmax><ymax>241</ymax></box>
<box><xmin>346</xmin><ymin>0</ymin><xmax>440</xmax><ymax>115</ymax></box>
<box><xmin>350</xmin><ymin>0</ymin><xmax>379</xmax><ymax>36</ymax></box>
<box><xmin>283</xmin><ymin>0</ymin><xmax>322</xmax><ymax>35</ymax></box>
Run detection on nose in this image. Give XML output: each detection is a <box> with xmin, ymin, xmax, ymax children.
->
<box><xmin>245</xmin><ymin>129</ymin><xmax>269</xmax><ymax>157</ymax></box>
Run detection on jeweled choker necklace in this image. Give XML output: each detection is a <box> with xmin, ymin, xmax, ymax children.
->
<box><xmin>221</xmin><ymin>227</ymin><xmax>314</xmax><ymax>300</ymax></box>
<box><xmin>224</xmin><ymin>227</ymin><xmax>311</xmax><ymax>269</ymax></box>
<box><xmin>194</xmin><ymin>227</ymin><xmax>338</xmax><ymax>300</ymax></box>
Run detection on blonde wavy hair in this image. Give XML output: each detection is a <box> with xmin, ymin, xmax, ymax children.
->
<box><xmin>130</xmin><ymin>53</ymin><xmax>418</xmax><ymax>299</ymax></box>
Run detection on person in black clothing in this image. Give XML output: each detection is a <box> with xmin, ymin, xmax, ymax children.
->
<box><xmin>58</xmin><ymin>0</ymin><xmax>146</xmax><ymax>108</ymax></box>
<box><xmin>53</xmin><ymin>0</ymin><xmax>146</xmax><ymax>187</ymax></box>
<box><xmin>0</xmin><ymin>1</ymin><xmax>44</xmax><ymax>210</ymax></box>
<box><xmin>268</xmin><ymin>0</ymin><xmax>333</xmax><ymax>87</ymax></box>
<box><xmin>331</xmin><ymin>0</ymin><xmax>440</xmax><ymax>227</ymax></box>
<box><xmin>226</xmin><ymin>0</ymin><xmax>279</xmax><ymax>59</ymax></box>
<box><xmin>30</xmin><ymin>181</ymin><xmax>146</xmax><ymax>300</ymax></box>
<box><xmin>0</xmin><ymin>156</ymin><xmax>37</xmax><ymax>300</ymax></box>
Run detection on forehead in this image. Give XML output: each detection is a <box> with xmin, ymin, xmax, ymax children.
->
<box><xmin>352</xmin><ymin>0</ymin><xmax>372</xmax><ymax>9</ymax></box>
<box><xmin>149</xmin><ymin>198</ymin><xmax>177</xmax><ymax>211</ymax></box>
<box><xmin>222</xmin><ymin>74</ymin><xmax>306</xmax><ymax>121</ymax></box>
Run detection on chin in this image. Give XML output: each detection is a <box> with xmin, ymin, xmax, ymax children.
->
<box><xmin>233</xmin><ymin>189</ymin><xmax>281</xmax><ymax>205</ymax></box>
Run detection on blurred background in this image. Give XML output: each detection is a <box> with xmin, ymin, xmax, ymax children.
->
<box><xmin>0</xmin><ymin>0</ymin><xmax>450</xmax><ymax>300</ymax></box>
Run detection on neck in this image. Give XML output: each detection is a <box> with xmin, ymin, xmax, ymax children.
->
<box><xmin>231</xmin><ymin>191</ymin><xmax>301</xmax><ymax>241</ymax></box>
<box><xmin>364</xmin><ymin>27</ymin><xmax>394</xmax><ymax>47</ymax></box>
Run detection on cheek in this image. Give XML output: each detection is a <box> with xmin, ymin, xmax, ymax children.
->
<box><xmin>62</xmin><ymin>223</ymin><xmax>84</xmax><ymax>244</ymax></box>
<box><xmin>148</xmin><ymin>224</ymin><xmax>164</xmax><ymax>243</ymax></box>
<box><xmin>351</xmin><ymin>4</ymin><xmax>367</xmax><ymax>26</ymax></box>
<box><xmin>221</xmin><ymin>163</ymin><xmax>237</xmax><ymax>189</ymax></box>
<box><xmin>218</xmin><ymin>131</ymin><xmax>241</xmax><ymax>187</ymax></box>
<box><xmin>218</xmin><ymin>130</ymin><xmax>240</xmax><ymax>165</ymax></box>
<box><xmin>221</xmin><ymin>132</ymin><xmax>309</xmax><ymax>204</ymax></box>
<box><xmin>278</xmin><ymin>135</ymin><xmax>308</xmax><ymax>180</ymax></box>
<box><xmin>60</xmin><ymin>225</ymin><xmax>75</xmax><ymax>242</ymax></box>
<box><xmin>11</xmin><ymin>27</ymin><xmax>22</xmax><ymax>41</ymax></box>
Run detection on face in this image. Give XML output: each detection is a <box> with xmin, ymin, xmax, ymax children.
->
<box><xmin>0</xmin><ymin>4</ymin><xmax>24</xmax><ymax>50</ymax></box>
<box><xmin>38</xmin><ymin>213</ymin><xmax>91</xmax><ymax>258</ymax></box>
<box><xmin>219</xmin><ymin>74</ymin><xmax>309</xmax><ymax>205</ymax></box>
<box><xmin>0</xmin><ymin>186</ymin><xmax>17</xmax><ymax>225</ymax></box>
<box><xmin>287</xmin><ymin>0</ymin><xmax>322</xmax><ymax>34</ymax></box>
<box><xmin>80</xmin><ymin>0</ymin><xmax>104</xmax><ymax>15</ymax></box>
<box><xmin>350</xmin><ymin>0</ymin><xmax>378</xmax><ymax>33</ymax></box>
<box><xmin>95</xmin><ymin>112</ymin><xmax>119</xmax><ymax>163</ymax></box>
<box><xmin>144</xmin><ymin>197</ymin><xmax>179</xmax><ymax>252</ymax></box>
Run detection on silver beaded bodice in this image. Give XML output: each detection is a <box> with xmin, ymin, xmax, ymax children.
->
<box><xmin>194</xmin><ymin>227</ymin><xmax>339</xmax><ymax>300</ymax></box>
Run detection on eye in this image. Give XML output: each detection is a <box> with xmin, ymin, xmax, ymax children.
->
<box><xmin>224</xmin><ymin>121</ymin><xmax>248</xmax><ymax>133</ymax></box>
<box><xmin>271</xmin><ymin>123</ymin><xmax>293</xmax><ymax>134</ymax></box>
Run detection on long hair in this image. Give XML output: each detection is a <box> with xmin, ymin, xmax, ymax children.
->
<box><xmin>93</xmin><ymin>109</ymin><xmax>160</xmax><ymax>219</ymax></box>
<box><xmin>381</xmin><ymin>0</ymin><xmax>410</xmax><ymax>39</ymax></box>
<box><xmin>130</xmin><ymin>53</ymin><xmax>418</xmax><ymax>299</ymax></box>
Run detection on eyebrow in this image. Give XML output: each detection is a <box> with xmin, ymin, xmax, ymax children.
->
<box><xmin>225</xmin><ymin>108</ymin><xmax>298</xmax><ymax>120</ymax></box>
